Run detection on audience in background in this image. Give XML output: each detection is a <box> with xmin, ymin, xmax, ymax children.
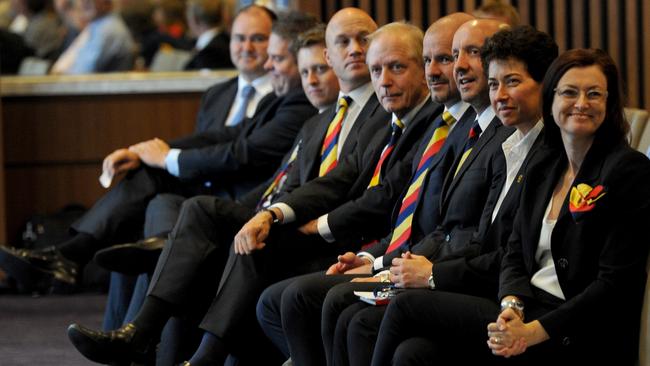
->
<box><xmin>50</xmin><ymin>0</ymin><xmax>134</xmax><ymax>74</ymax></box>
<box><xmin>183</xmin><ymin>0</ymin><xmax>233</xmax><ymax>70</ymax></box>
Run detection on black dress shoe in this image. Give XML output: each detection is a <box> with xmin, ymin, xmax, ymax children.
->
<box><xmin>67</xmin><ymin>323</ymin><xmax>153</xmax><ymax>365</ymax></box>
<box><xmin>0</xmin><ymin>245</ymin><xmax>78</xmax><ymax>289</ymax></box>
<box><xmin>93</xmin><ymin>236</ymin><xmax>165</xmax><ymax>275</ymax></box>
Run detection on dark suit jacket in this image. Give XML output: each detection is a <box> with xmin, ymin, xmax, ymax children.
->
<box><xmin>174</xmin><ymin>88</ymin><xmax>316</xmax><ymax>197</ymax></box>
<box><xmin>498</xmin><ymin>140</ymin><xmax>650</xmax><ymax>364</ymax></box>
<box><xmin>279</xmin><ymin>99</ymin><xmax>438</xmax><ymax>246</ymax></box>
<box><xmin>432</xmin><ymin>130</ymin><xmax>545</xmax><ymax>298</ymax></box>
<box><xmin>238</xmin><ymin>94</ymin><xmax>386</xmax><ymax>208</ymax></box>
<box><xmin>184</xmin><ymin>32</ymin><xmax>233</xmax><ymax>70</ymax></box>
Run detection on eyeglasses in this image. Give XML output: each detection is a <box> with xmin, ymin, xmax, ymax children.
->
<box><xmin>554</xmin><ymin>86</ymin><xmax>608</xmax><ymax>103</ymax></box>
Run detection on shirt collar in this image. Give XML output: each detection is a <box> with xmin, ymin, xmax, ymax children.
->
<box><xmin>339</xmin><ymin>82</ymin><xmax>374</xmax><ymax>108</ymax></box>
<box><xmin>195</xmin><ymin>28</ymin><xmax>218</xmax><ymax>51</ymax></box>
<box><xmin>392</xmin><ymin>93</ymin><xmax>430</xmax><ymax>129</ymax></box>
<box><xmin>476</xmin><ymin>106</ymin><xmax>496</xmax><ymax>132</ymax></box>
<box><xmin>502</xmin><ymin>119</ymin><xmax>543</xmax><ymax>157</ymax></box>
<box><xmin>446</xmin><ymin>100</ymin><xmax>471</xmax><ymax>122</ymax></box>
<box><xmin>238</xmin><ymin>73</ymin><xmax>273</xmax><ymax>98</ymax></box>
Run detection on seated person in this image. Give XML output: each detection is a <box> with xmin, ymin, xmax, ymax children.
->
<box><xmin>372</xmin><ymin>48</ymin><xmax>650</xmax><ymax>366</ymax></box>
<box><xmin>51</xmin><ymin>0</ymin><xmax>135</xmax><ymax>74</ymax></box>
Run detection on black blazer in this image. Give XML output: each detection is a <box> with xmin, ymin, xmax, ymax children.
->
<box><xmin>432</xmin><ymin>130</ymin><xmax>545</xmax><ymax>298</ymax></box>
<box><xmin>238</xmin><ymin>95</ymin><xmax>385</xmax><ymax>208</ymax></box>
<box><xmin>362</xmin><ymin>107</ymin><xmax>478</xmax><ymax>265</ymax></box>
<box><xmin>499</xmin><ymin>140</ymin><xmax>650</xmax><ymax>364</ymax></box>
<box><xmin>184</xmin><ymin>32</ymin><xmax>233</xmax><ymax>70</ymax></box>
<box><xmin>279</xmin><ymin>99</ymin><xmax>438</xmax><ymax>244</ymax></box>
<box><xmin>174</xmin><ymin>89</ymin><xmax>316</xmax><ymax>197</ymax></box>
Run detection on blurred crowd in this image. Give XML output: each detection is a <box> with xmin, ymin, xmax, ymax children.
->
<box><xmin>0</xmin><ymin>0</ymin><xmax>237</xmax><ymax>75</ymax></box>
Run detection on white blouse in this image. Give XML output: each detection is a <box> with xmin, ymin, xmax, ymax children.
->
<box><xmin>530</xmin><ymin>199</ymin><xmax>566</xmax><ymax>300</ymax></box>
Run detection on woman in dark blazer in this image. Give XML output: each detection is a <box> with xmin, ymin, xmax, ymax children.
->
<box><xmin>486</xmin><ymin>48</ymin><xmax>650</xmax><ymax>365</ymax></box>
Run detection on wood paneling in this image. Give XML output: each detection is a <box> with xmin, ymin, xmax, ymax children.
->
<box><xmin>296</xmin><ymin>0</ymin><xmax>649</xmax><ymax>109</ymax></box>
<box><xmin>1</xmin><ymin>93</ymin><xmax>199</xmax><ymax>241</ymax></box>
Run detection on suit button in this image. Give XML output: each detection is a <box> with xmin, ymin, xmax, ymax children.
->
<box><xmin>562</xmin><ymin>336</ymin><xmax>571</xmax><ymax>346</ymax></box>
<box><xmin>557</xmin><ymin>258</ymin><xmax>568</xmax><ymax>269</ymax></box>
<box><xmin>204</xmin><ymin>181</ymin><xmax>212</xmax><ymax>188</ymax></box>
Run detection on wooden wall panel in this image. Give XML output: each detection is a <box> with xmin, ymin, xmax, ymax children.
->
<box><xmin>296</xmin><ymin>0</ymin><xmax>649</xmax><ymax>109</ymax></box>
<box><xmin>1</xmin><ymin>93</ymin><xmax>200</xmax><ymax>241</ymax></box>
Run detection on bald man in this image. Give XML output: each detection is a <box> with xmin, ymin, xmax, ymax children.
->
<box><xmin>254</xmin><ymin>16</ymin><xmax>479</xmax><ymax>366</ymax></box>
<box><xmin>303</xmin><ymin>17</ymin><xmax>516</xmax><ymax>366</ymax></box>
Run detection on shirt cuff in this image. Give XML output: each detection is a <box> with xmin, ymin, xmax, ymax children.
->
<box><xmin>269</xmin><ymin>203</ymin><xmax>295</xmax><ymax>223</ymax></box>
<box><xmin>165</xmin><ymin>148</ymin><xmax>181</xmax><ymax>177</ymax></box>
<box><xmin>317</xmin><ymin>214</ymin><xmax>335</xmax><ymax>242</ymax></box>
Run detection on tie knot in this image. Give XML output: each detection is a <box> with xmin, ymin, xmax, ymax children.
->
<box><xmin>241</xmin><ymin>84</ymin><xmax>255</xmax><ymax>99</ymax></box>
<box><xmin>393</xmin><ymin>118</ymin><xmax>405</xmax><ymax>131</ymax></box>
<box><xmin>442</xmin><ymin>111</ymin><xmax>456</xmax><ymax>125</ymax></box>
<box><xmin>338</xmin><ymin>96</ymin><xmax>352</xmax><ymax>110</ymax></box>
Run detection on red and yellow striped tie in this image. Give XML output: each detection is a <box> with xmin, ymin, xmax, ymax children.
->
<box><xmin>454</xmin><ymin>119</ymin><xmax>482</xmax><ymax>177</ymax></box>
<box><xmin>319</xmin><ymin>97</ymin><xmax>351</xmax><ymax>176</ymax></box>
<box><xmin>367</xmin><ymin>119</ymin><xmax>405</xmax><ymax>188</ymax></box>
<box><xmin>385</xmin><ymin>111</ymin><xmax>456</xmax><ymax>254</ymax></box>
<box><xmin>256</xmin><ymin>142</ymin><xmax>301</xmax><ymax>210</ymax></box>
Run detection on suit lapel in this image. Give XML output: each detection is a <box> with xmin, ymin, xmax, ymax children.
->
<box><xmin>300</xmin><ymin>108</ymin><xmax>335</xmax><ymax>183</ymax></box>
<box><xmin>442</xmin><ymin>116</ymin><xmax>502</xmax><ymax>206</ymax></box>
<box><xmin>340</xmin><ymin>96</ymin><xmax>382</xmax><ymax>157</ymax></box>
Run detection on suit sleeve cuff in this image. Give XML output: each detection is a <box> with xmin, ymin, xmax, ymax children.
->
<box><xmin>317</xmin><ymin>214</ymin><xmax>335</xmax><ymax>243</ymax></box>
<box><xmin>165</xmin><ymin>148</ymin><xmax>181</xmax><ymax>177</ymax></box>
<box><xmin>269</xmin><ymin>203</ymin><xmax>296</xmax><ymax>223</ymax></box>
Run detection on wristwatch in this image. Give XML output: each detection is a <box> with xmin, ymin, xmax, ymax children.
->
<box><xmin>500</xmin><ymin>298</ymin><xmax>525</xmax><ymax>320</ymax></box>
<box><xmin>427</xmin><ymin>273</ymin><xmax>436</xmax><ymax>290</ymax></box>
<box><xmin>262</xmin><ymin>209</ymin><xmax>280</xmax><ymax>225</ymax></box>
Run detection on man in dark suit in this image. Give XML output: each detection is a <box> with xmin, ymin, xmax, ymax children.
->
<box><xmin>315</xmin><ymin>19</ymin><xmax>515</xmax><ymax>366</ymax></box>
<box><xmin>0</xmin><ymin>6</ymin><xmax>317</xmax><ymax>290</ymax></box>
<box><xmin>183</xmin><ymin>0</ymin><xmax>233</xmax><ymax>70</ymax></box>
<box><xmin>253</xmin><ymin>15</ymin><xmax>478</xmax><ymax>366</ymax></box>
<box><xmin>64</xmin><ymin>8</ymin><xmax>401</xmax><ymax>365</ymax></box>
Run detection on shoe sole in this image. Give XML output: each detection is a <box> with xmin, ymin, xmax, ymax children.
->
<box><xmin>94</xmin><ymin>243</ymin><xmax>163</xmax><ymax>275</ymax></box>
<box><xmin>0</xmin><ymin>247</ymin><xmax>53</xmax><ymax>290</ymax></box>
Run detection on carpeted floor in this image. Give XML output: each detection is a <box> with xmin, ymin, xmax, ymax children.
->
<box><xmin>0</xmin><ymin>293</ymin><xmax>106</xmax><ymax>365</ymax></box>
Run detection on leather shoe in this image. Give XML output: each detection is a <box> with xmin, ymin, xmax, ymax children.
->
<box><xmin>0</xmin><ymin>245</ymin><xmax>78</xmax><ymax>288</ymax></box>
<box><xmin>94</xmin><ymin>236</ymin><xmax>165</xmax><ymax>275</ymax></box>
<box><xmin>67</xmin><ymin>322</ymin><xmax>153</xmax><ymax>365</ymax></box>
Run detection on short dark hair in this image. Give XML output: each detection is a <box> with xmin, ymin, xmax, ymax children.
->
<box><xmin>474</xmin><ymin>0</ymin><xmax>520</xmax><ymax>26</ymax></box>
<box><xmin>291</xmin><ymin>23</ymin><xmax>326</xmax><ymax>55</ymax></box>
<box><xmin>481</xmin><ymin>25</ymin><xmax>557</xmax><ymax>83</ymax></box>
<box><xmin>541</xmin><ymin>48</ymin><xmax>629</xmax><ymax>148</ymax></box>
<box><xmin>272</xmin><ymin>11</ymin><xmax>319</xmax><ymax>57</ymax></box>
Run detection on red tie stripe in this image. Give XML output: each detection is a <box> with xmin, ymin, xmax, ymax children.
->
<box><xmin>256</xmin><ymin>142</ymin><xmax>301</xmax><ymax>210</ymax></box>
<box><xmin>367</xmin><ymin>119</ymin><xmax>405</xmax><ymax>188</ymax></box>
<box><xmin>385</xmin><ymin>111</ymin><xmax>456</xmax><ymax>254</ymax></box>
<box><xmin>319</xmin><ymin>97</ymin><xmax>351</xmax><ymax>176</ymax></box>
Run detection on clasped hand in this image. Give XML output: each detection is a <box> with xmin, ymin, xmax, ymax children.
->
<box><xmin>486</xmin><ymin>308</ymin><xmax>529</xmax><ymax>357</ymax></box>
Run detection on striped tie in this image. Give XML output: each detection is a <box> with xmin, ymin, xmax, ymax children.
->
<box><xmin>256</xmin><ymin>141</ymin><xmax>302</xmax><ymax>210</ymax></box>
<box><xmin>384</xmin><ymin>111</ymin><xmax>456</xmax><ymax>254</ymax></box>
<box><xmin>319</xmin><ymin>96</ymin><xmax>351</xmax><ymax>176</ymax></box>
<box><xmin>454</xmin><ymin>119</ymin><xmax>482</xmax><ymax>177</ymax></box>
<box><xmin>367</xmin><ymin>119</ymin><xmax>405</xmax><ymax>188</ymax></box>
